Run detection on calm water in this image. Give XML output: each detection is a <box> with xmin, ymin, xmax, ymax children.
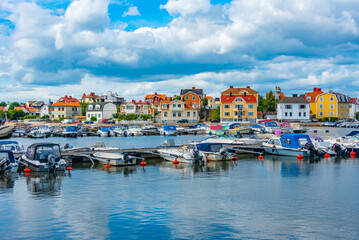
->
<box><xmin>1</xmin><ymin>128</ymin><xmax>358</xmax><ymax>239</ymax></box>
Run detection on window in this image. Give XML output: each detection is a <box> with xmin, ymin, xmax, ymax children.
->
<box><xmin>300</xmin><ymin>105</ymin><xmax>306</xmax><ymax>109</ymax></box>
<box><xmin>173</xmin><ymin>104</ymin><xmax>176</xmax><ymax>108</ymax></box>
<box><xmin>193</xmin><ymin>112</ymin><xmax>196</xmax><ymax>117</ymax></box>
<box><xmin>285</xmin><ymin>105</ymin><xmax>292</xmax><ymax>109</ymax></box>
<box><xmin>95</xmin><ymin>105</ymin><xmax>100</xmax><ymax>110</ymax></box>
<box><xmin>88</xmin><ymin>105</ymin><xmax>93</xmax><ymax>110</ymax></box>
<box><xmin>178</xmin><ymin>104</ymin><xmax>181</xmax><ymax>108</ymax></box>
<box><xmin>248</xmin><ymin>112</ymin><xmax>254</xmax><ymax>116</ymax></box>
<box><xmin>162</xmin><ymin>104</ymin><xmax>167</xmax><ymax>109</ymax></box>
<box><xmin>330</xmin><ymin>97</ymin><xmax>334</xmax><ymax>101</ymax></box>
<box><xmin>320</xmin><ymin>97</ymin><xmax>323</xmax><ymax>101</ymax></box>
<box><xmin>289</xmin><ymin>112</ymin><xmax>292</xmax><ymax>117</ymax></box>
<box><xmin>235</xmin><ymin>104</ymin><xmax>243</xmax><ymax>110</ymax></box>
<box><xmin>62</xmin><ymin>108</ymin><xmax>64</xmax><ymax>111</ymax></box>
<box><xmin>186</xmin><ymin>96</ymin><xmax>189</xmax><ymax>100</ymax></box>
<box><xmin>173</xmin><ymin>112</ymin><xmax>176</xmax><ymax>117</ymax></box>
<box><xmin>285</xmin><ymin>112</ymin><xmax>287</xmax><ymax>117</ymax></box>
<box><xmin>319</xmin><ymin>104</ymin><xmax>323</xmax><ymax>109</ymax></box>
<box><xmin>164</xmin><ymin>112</ymin><xmax>168</xmax><ymax>117</ymax></box>
<box><xmin>299</xmin><ymin>112</ymin><xmax>301</xmax><ymax>117</ymax></box>
<box><xmin>273</xmin><ymin>140</ymin><xmax>280</xmax><ymax>145</ymax></box>
<box><xmin>52</xmin><ymin>108</ymin><xmax>54</xmax><ymax>111</ymax></box>
<box><xmin>178</xmin><ymin>112</ymin><xmax>181</xmax><ymax>117</ymax></box>
<box><xmin>330</xmin><ymin>104</ymin><xmax>334</xmax><ymax>109</ymax></box>
<box><xmin>225</xmin><ymin>112</ymin><xmax>230</xmax><ymax>116</ymax></box>
<box><xmin>87</xmin><ymin>114</ymin><xmax>90</xmax><ymax>117</ymax></box>
<box><xmin>234</xmin><ymin>111</ymin><xmax>238</xmax><ymax>116</ymax></box>
<box><xmin>248</xmin><ymin>104</ymin><xmax>253</xmax><ymax>109</ymax></box>
<box><xmin>320</xmin><ymin>111</ymin><xmax>323</xmax><ymax>116</ymax></box>
<box><xmin>306</xmin><ymin>97</ymin><xmax>311</xmax><ymax>101</ymax></box>
<box><xmin>303</xmin><ymin>112</ymin><xmax>306</xmax><ymax>117</ymax></box>
<box><xmin>192</xmin><ymin>96</ymin><xmax>196</xmax><ymax>100</ymax></box>
<box><xmin>224</xmin><ymin>105</ymin><xmax>230</xmax><ymax>109</ymax></box>
<box><xmin>187</xmin><ymin>112</ymin><xmax>190</xmax><ymax>117</ymax></box>
<box><xmin>58</xmin><ymin>107</ymin><xmax>60</xmax><ymax>111</ymax></box>
<box><xmin>193</xmin><ymin>103</ymin><xmax>197</xmax><ymax>108</ymax></box>
<box><xmin>330</xmin><ymin>111</ymin><xmax>334</xmax><ymax>117</ymax></box>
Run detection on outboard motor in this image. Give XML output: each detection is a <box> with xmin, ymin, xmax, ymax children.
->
<box><xmin>48</xmin><ymin>154</ymin><xmax>56</xmax><ymax>173</ymax></box>
<box><xmin>0</xmin><ymin>157</ymin><xmax>11</xmax><ymax>175</ymax></box>
<box><xmin>305</xmin><ymin>142</ymin><xmax>317</xmax><ymax>157</ymax></box>
<box><xmin>332</xmin><ymin>143</ymin><xmax>343</xmax><ymax>156</ymax></box>
<box><xmin>123</xmin><ymin>153</ymin><xmax>130</xmax><ymax>163</ymax></box>
<box><xmin>219</xmin><ymin>147</ymin><xmax>228</xmax><ymax>155</ymax></box>
<box><xmin>64</xmin><ymin>143</ymin><xmax>70</xmax><ymax>149</ymax></box>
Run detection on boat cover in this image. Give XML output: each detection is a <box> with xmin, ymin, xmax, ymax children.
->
<box><xmin>264</xmin><ymin>121</ymin><xmax>279</xmax><ymax>127</ymax></box>
<box><xmin>229</xmin><ymin>123</ymin><xmax>242</xmax><ymax>129</ymax></box>
<box><xmin>65</xmin><ymin>126</ymin><xmax>78</xmax><ymax>132</ymax></box>
<box><xmin>280</xmin><ymin>134</ymin><xmax>312</xmax><ymax>149</ymax></box>
<box><xmin>347</xmin><ymin>131</ymin><xmax>359</xmax><ymax>137</ymax></box>
<box><xmin>0</xmin><ymin>141</ymin><xmax>18</xmax><ymax>146</ymax></box>
<box><xmin>196</xmin><ymin>143</ymin><xmax>223</xmax><ymax>152</ymax></box>
<box><xmin>0</xmin><ymin>150</ymin><xmax>15</xmax><ymax>163</ymax></box>
<box><xmin>164</xmin><ymin>125</ymin><xmax>177</xmax><ymax>131</ymax></box>
<box><xmin>25</xmin><ymin>143</ymin><xmax>61</xmax><ymax>161</ymax></box>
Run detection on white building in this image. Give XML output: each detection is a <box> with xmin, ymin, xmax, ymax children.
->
<box><xmin>277</xmin><ymin>95</ymin><xmax>310</xmax><ymax>122</ymax></box>
<box><xmin>101</xmin><ymin>91</ymin><xmax>125</xmax><ymax>107</ymax></box>
<box><xmin>349</xmin><ymin>98</ymin><xmax>358</xmax><ymax>119</ymax></box>
<box><xmin>86</xmin><ymin>102</ymin><xmax>117</xmax><ymax>121</ymax></box>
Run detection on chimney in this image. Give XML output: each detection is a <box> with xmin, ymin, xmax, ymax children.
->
<box><xmin>247</xmin><ymin>86</ymin><xmax>250</xmax><ymax>88</ymax></box>
<box><xmin>230</xmin><ymin>86</ymin><xmax>233</xmax><ymax>88</ymax></box>
<box><xmin>64</xmin><ymin>95</ymin><xmax>67</xmax><ymax>98</ymax></box>
<box><xmin>329</xmin><ymin>90</ymin><xmax>333</xmax><ymax>93</ymax></box>
<box><xmin>292</xmin><ymin>94</ymin><xmax>298</xmax><ymax>97</ymax></box>
<box><xmin>192</xmin><ymin>87</ymin><xmax>195</xmax><ymax>90</ymax></box>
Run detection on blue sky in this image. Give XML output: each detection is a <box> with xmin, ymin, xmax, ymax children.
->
<box><xmin>0</xmin><ymin>0</ymin><xmax>358</xmax><ymax>101</ymax></box>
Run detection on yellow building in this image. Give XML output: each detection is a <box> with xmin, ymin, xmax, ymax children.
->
<box><xmin>221</xmin><ymin>86</ymin><xmax>258</xmax><ymax>99</ymax></box>
<box><xmin>304</xmin><ymin>87</ymin><xmax>324</xmax><ymax>116</ymax></box>
<box><xmin>315</xmin><ymin>92</ymin><xmax>350</xmax><ymax>119</ymax></box>
<box><xmin>220</xmin><ymin>94</ymin><xmax>258</xmax><ymax>122</ymax></box>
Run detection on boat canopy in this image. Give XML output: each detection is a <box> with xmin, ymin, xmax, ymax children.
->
<box><xmin>280</xmin><ymin>134</ymin><xmax>312</xmax><ymax>149</ymax></box>
<box><xmin>25</xmin><ymin>143</ymin><xmax>61</xmax><ymax>162</ymax></box>
<box><xmin>0</xmin><ymin>150</ymin><xmax>15</xmax><ymax>163</ymax></box>
<box><xmin>229</xmin><ymin>123</ymin><xmax>242</xmax><ymax>129</ymax></box>
<box><xmin>277</xmin><ymin>122</ymin><xmax>291</xmax><ymax>128</ymax></box>
<box><xmin>0</xmin><ymin>141</ymin><xmax>18</xmax><ymax>146</ymax></box>
<box><xmin>65</xmin><ymin>126</ymin><xmax>78</xmax><ymax>132</ymax></box>
<box><xmin>189</xmin><ymin>123</ymin><xmax>206</xmax><ymax>129</ymax></box>
<box><xmin>164</xmin><ymin>125</ymin><xmax>177</xmax><ymax>131</ymax></box>
<box><xmin>264</xmin><ymin>121</ymin><xmax>279</xmax><ymax>127</ymax></box>
<box><xmin>109</xmin><ymin>126</ymin><xmax>116</xmax><ymax>130</ymax></box>
<box><xmin>101</xmin><ymin>127</ymin><xmax>109</xmax><ymax>131</ymax></box>
<box><xmin>347</xmin><ymin>131</ymin><xmax>359</xmax><ymax>137</ymax></box>
<box><xmin>251</xmin><ymin>124</ymin><xmax>264</xmax><ymax>129</ymax></box>
<box><xmin>196</xmin><ymin>143</ymin><xmax>224</xmax><ymax>152</ymax></box>
<box><xmin>210</xmin><ymin>125</ymin><xmax>223</xmax><ymax>130</ymax></box>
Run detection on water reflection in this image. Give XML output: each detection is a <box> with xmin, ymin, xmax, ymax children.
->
<box><xmin>262</xmin><ymin>155</ymin><xmax>313</xmax><ymax>177</ymax></box>
<box><xmin>22</xmin><ymin>172</ymin><xmax>65</xmax><ymax>197</ymax></box>
<box><xmin>95</xmin><ymin>164</ymin><xmax>137</xmax><ymax>176</ymax></box>
<box><xmin>0</xmin><ymin>174</ymin><xmax>16</xmax><ymax>189</ymax></box>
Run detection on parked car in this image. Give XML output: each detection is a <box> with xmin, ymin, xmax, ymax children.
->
<box><xmin>73</xmin><ymin>120</ymin><xmax>82</xmax><ymax>124</ymax></box>
<box><xmin>61</xmin><ymin>119</ymin><xmax>74</xmax><ymax>124</ymax></box>
<box><xmin>210</xmin><ymin>119</ymin><xmax>220</xmax><ymax>123</ymax></box>
<box><xmin>321</xmin><ymin>121</ymin><xmax>335</xmax><ymax>127</ymax></box>
<box><xmin>102</xmin><ymin>119</ymin><xmax>115</xmax><ymax>124</ymax></box>
<box><xmin>84</xmin><ymin>120</ymin><xmax>94</xmax><ymax>124</ymax></box>
<box><xmin>177</xmin><ymin>119</ymin><xmax>188</xmax><ymax>123</ymax></box>
<box><xmin>300</xmin><ymin>119</ymin><xmax>311</xmax><ymax>123</ymax></box>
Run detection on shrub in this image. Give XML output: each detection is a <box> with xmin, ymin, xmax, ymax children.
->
<box><xmin>90</xmin><ymin>116</ymin><xmax>97</xmax><ymax>121</ymax></box>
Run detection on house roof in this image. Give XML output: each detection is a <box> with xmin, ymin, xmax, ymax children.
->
<box><xmin>0</xmin><ymin>106</ymin><xmax>5</xmax><ymax>111</ymax></box>
<box><xmin>26</xmin><ymin>107</ymin><xmax>40</xmax><ymax>113</ymax></box>
<box><xmin>52</xmin><ymin>102</ymin><xmax>82</xmax><ymax>107</ymax></box>
<box><xmin>14</xmin><ymin>107</ymin><xmax>24</xmax><ymax>111</ymax></box>
<box><xmin>277</xmin><ymin>97</ymin><xmax>309</xmax><ymax>104</ymax></box>
<box><xmin>334</xmin><ymin>93</ymin><xmax>350</xmax><ymax>103</ymax></box>
<box><xmin>222</xmin><ymin>87</ymin><xmax>258</xmax><ymax>95</ymax></box>
<box><xmin>257</xmin><ymin>111</ymin><xmax>263</xmax><ymax>116</ymax></box>
<box><xmin>180</xmin><ymin>88</ymin><xmax>204</xmax><ymax>96</ymax></box>
<box><xmin>349</xmin><ymin>97</ymin><xmax>357</xmax><ymax>104</ymax></box>
<box><xmin>305</xmin><ymin>89</ymin><xmax>324</xmax><ymax>102</ymax></box>
<box><xmin>220</xmin><ymin>95</ymin><xmax>257</xmax><ymax>103</ymax></box>
<box><xmin>145</xmin><ymin>93</ymin><xmax>166</xmax><ymax>100</ymax></box>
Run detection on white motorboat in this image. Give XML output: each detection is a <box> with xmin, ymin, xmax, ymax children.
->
<box><xmin>0</xmin><ymin>140</ymin><xmax>25</xmax><ymax>154</ymax></box>
<box><xmin>183</xmin><ymin>124</ymin><xmax>207</xmax><ymax>135</ymax></box>
<box><xmin>62</xmin><ymin>126</ymin><xmax>78</xmax><ymax>137</ymax></box>
<box><xmin>27</xmin><ymin>128</ymin><xmax>47</xmax><ymax>138</ymax></box>
<box><xmin>260</xmin><ymin>121</ymin><xmax>281</xmax><ymax>134</ymax></box>
<box><xmin>195</xmin><ymin>142</ymin><xmax>236</xmax><ymax>161</ymax></box>
<box><xmin>126</xmin><ymin>125</ymin><xmax>143</xmax><ymax>136</ymax></box>
<box><xmin>92</xmin><ymin>152</ymin><xmax>137</xmax><ymax>166</ymax></box>
<box><xmin>92</xmin><ymin>142</ymin><xmax>119</xmax><ymax>151</ymax></box>
<box><xmin>157</xmin><ymin>144</ymin><xmax>204</xmax><ymax>163</ymax></box>
<box><xmin>20</xmin><ymin>143</ymin><xmax>68</xmax><ymax>172</ymax></box>
<box><xmin>202</xmin><ymin>134</ymin><xmax>267</xmax><ymax>145</ymax></box>
<box><xmin>141</xmin><ymin>124</ymin><xmax>160</xmax><ymax>135</ymax></box>
<box><xmin>113</xmin><ymin>125</ymin><xmax>128</xmax><ymax>136</ymax></box>
<box><xmin>97</xmin><ymin>127</ymin><xmax>111</xmax><ymax>137</ymax></box>
<box><xmin>0</xmin><ymin>150</ymin><xmax>18</xmax><ymax>173</ymax></box>
<box><xmin>262</xmin><ymin>134</ymin><xmax>313</xmax><ymax>157</ymax></box>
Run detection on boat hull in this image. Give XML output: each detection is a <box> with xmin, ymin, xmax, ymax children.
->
<box><xmin>263</xmin><ymin>147</ymin><xmax>310</xmax><ymax>157</ymax></box>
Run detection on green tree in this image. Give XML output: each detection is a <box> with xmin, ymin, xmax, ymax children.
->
<box><xmin>257</xmin><ymin>95</ymin><xmax>264</xmax><ymax>112</ymax></box>
<box><xmin>140</xmin><ymin>114</ymin><xmax>152</xmax><ymax>121</ymax></box>
<box><xmin>90</xmin><ymin>116</ymin><xmax>97</xmax><ymax>121</ymax></box>
<box><xmin>8</xmin><ymin>110</ymin><xmax>25</xmax><ymax>120</ymax></box>
<box><xmin>203</xmin><ymin>98</ymin><xmax>208</xmax><ymax>106</ymax></box>
<box><xmin>356</xmin><ymin>112</ymin><xmax>359</xmax><ymax>120</ymax></box>
<box><xmin>209</xmin><ymin>106</ymin><xmax>220</xmax><ymax>121</ymax></box>
<box><xmin>0</xmin><ymin>102</ymin><xmax>7</xmax><ymax>107</ymax></box>
<box><xmin>125</xmin><ymin>114</ymin><xmax>138</xmax><ymax>121</ymax></box>
<box><xmin>174</xmin><ymin>96</ymin><xmax>181</xmax><ymax>100</ymax></box>
<box><xmin>263</xmin><ymin>91</ymin><xmax>276</xmax><ymax>113</ymax></box>
<box><xmin>9</xmin><ymin>102</ymin><xmax>21</xmax><ymax>110</ymax></box>
<box><xmin>41</xmin><ymin>115</ymin><xmax>50</xmax><ymax>119</ymax></box>
<box><xmin>81</xmin><ymin>102</ymin><xmax>89</xmax><ymax>116</ymax></box>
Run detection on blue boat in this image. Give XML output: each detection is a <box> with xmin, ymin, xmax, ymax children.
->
<box><xmin>0</xmin><ymin>140</ymin><xmax>24</xmax><ymax>153</ymax></box>
<box><xmin>262</xmin><ymin>133</ymin><xmax>313</xmax><ymax>157</ymax></box>
<box><xmin>194</xmin><ymin>142</ymin><xmax>235</xmax><ymax>161</ymax></box>
<box><xmin>161</xmin><ymin>125</ymin><xmax>178</xmax><ymax>136</ymax></box>
<box><xmin>62</xmin><ymin>126</ymin><xmax>78</xmax><ymax>138</ymax></box>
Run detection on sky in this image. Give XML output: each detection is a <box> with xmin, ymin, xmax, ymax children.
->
<box><xmin>0</xmin><ymin>0</ymin><xmax>358</xmax><ymax>102</ymax></box>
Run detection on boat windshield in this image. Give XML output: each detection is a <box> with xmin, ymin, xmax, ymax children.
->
<box><xmin>298</xmin><ymin>138</ymin><xmax>309</xmax><ymax>147</ymax></box>
<box><xmin>35</xmin><ymin>145</ymin><xmax>61</xmax><ymax>162</ymax></box>
<box><xmin>0</xmin><ymin>152</ymin><xmax>10</xmax><ymax>160</ymax></box>
<box><xmin>269</xmin><ymin>139</ymin><xmax>281</xmax><ymax>145</ymax></box>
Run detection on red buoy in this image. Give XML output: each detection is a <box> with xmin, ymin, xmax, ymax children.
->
<box><xmin>258</xmin><ymin>155</ymin><xmax>264</xmax><ymax>160</ymax></box>
<box><xmin>324</xmin><ymin>153</ymin><xmax>330</xmax><ymax>158</ymax></box>
<box><xmin>206</xmin><ymin>158</ymin><xmax>209</xmax><ymax>162</ymax></box>
<box><xmin>173</xmin><ymin>159</ymin><xmax>179</xmax><ymax>164</ymax></box>
<box><xmin>24</xmin><ymin>168</ymin><xmax>31</xmax><ymax>173</ymax></box>
<box><xmin>232</xmin><ymin>156</ymin><xmax>238</xmax><ymax>161</ymax></box>
<box><xmin>140</xmin><ymin>161</ymin><xmax>147</xmax><ymax>167</ymax></box>
<box><xmin>350</xmin><ymin>151</ymin><xmax>356</xmax><ymax>158</ymax></box>
<box><xmin>297</xmin><ymin>154</ymin><xmax>303</xmax><ymax>160</ymax></box>
<box><xmin>105</xmin><ymin>164</ymin><xmax>111</xmax><ymax>169</ymax></box>
<box><xmin>66</xmin><ymin>166</ymin><xmax>73</xmax><ymax>171</ymax></box>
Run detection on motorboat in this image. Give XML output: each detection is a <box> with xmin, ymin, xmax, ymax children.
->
<box><xmin>27</xmin><ymin>129</ymin><xmax>47</xmax><ymax>138</ymax></box>
<box><xmin>113</xmin><ymin>125</ymin><xmax>128</xmax><ymax>137</ymax></box>
<box><xmin>207</xmin><ymin>125</ymin><xmax>225</xmax><ymax>136</ymax></box>
<box><xmin>183</xmin><ymin>123</ymin><xmax>207</xmax><ymax>135</ymax></box>
<box><xmin>195</xmin><ymin>142</ymin><xmax>236</xmax><ymax>161</ymax></box>
<box><xmin>277</xmin><ymin>122</ymin><xmax>293</xmax><ymax>134</ymax></box>
<box><xmin>52</xmin><ymin>125</ymin><xmax>64</xmax><ymax>136</ymax></box>
<box><xmin>250</xmin><ymin>124</ymin><xmax>266</xmax><ymax>133</ymax></box>
<box><xmin>0</xmin><ymin>126</ymin><xmax>15</xmax><ymax>139</ymax></box>
<box><xmin>20</xmin><ymin>143</ymin><xmax>68</xmax><ymax>172</ymax></box>
<box><xmin>175</xmin><ymin>125</ymin><xmax>185</xmax><ymax>135</ymax></box>
<box><xmin>262</xmin><ymin>133</ymin><xmax>314</xmax><ymax>157</ymax></box>
<box><xmin>227</xmin><ymin>123</ymin><xmax>252</xmax><ymax>135</ymax></box>
<box><xmin>126</xmin><ymin>125</ymin><xmax>143</xmax><ymax>136</ymax></box>
<box><xmin>0</xmin><ymin>150</ymin><xmax>18</xmax><ymax>173</ymax></box>
<box><xmin>310</xmin><ymin>136</ymin><xmax>336</xmax><ymax>156</ymax></box>
<box><xmin>97</xmin><ymin>127</ymin><xmax>111</xmax><ymax>137</ymax></box>
<box><xmin>260</xmin><ymin>121</ymin><xmax>281</xmax><ymax>134</ymax></box>
<box><xmin>37</xmin><ymin>124</ymin><xmax>52</xmax><ymax>136</ymax></box>
<box><xmin>141</xmin><ymin>124</ymin><xmax>160</xmax><ymax>135</ymax></box>
<box><xmin>62</xmin><ymin>126</ymin><xmax>78</xmax><ymax>137</ymax></box>
<box><xmin>92</xmin><ymin>152</ymin><xmax>137</xmax><ymax>166</ymax></box>
<box><xmin>157</xmin><ymin>144</ymin><xmax>204</xmax><ymax>163</ymax></box>
<box><xmin>202</xmin><ymin>134</ymin><xmax>267</xmax><ymax>146</ymax></box>
<box><xmin>87</xmin><ymin>124</ymin><xmax>99</xmax><ymax>136</ymax></box>
<box><xmin>0</xmin><ymin>141</ymin><xmax>25</xmax><ymax>154</ymax></box>
<box><xmin>160</xmin><ymin>125</ymin><xmax>178</xmax><ymax>136</ymax></box>
<box><xmin>291</xmin><ymin>123</ymin><xmax>307</xmax><ymax>133</ymax></box>
<box><xmin>92</xmin><ymin>142</ymin><xmax>119</xmax><ymax>151</ymax></box>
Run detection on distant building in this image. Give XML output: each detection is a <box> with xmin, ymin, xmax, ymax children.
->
<box><xmin>86</xmin><ymin>102</ymin><xmax>117</xmax><ymax>121</ymax></box>
<box><xmin>277</xmin><ymin>95</ymin><xmax>310</xmax><ymax>121</ymax></box>
<box><xmin>101</xmin><ymin>91</ymin><xmax>125</xmax><ymax>107</ymax></box>
<box><xmin>305</xmin><ymin>87</ymin><xmax>324</xmax><ymax>117</ymax></box>
<box><xmin>51</xmin><ymin>95</ymin><xmax>82</xmax><ymax>119</ymax></box>
<box><xmin>81</xmin><ymin>92</ymin><xmax>103</xmax><ymax>103</ymax></box>
<box><xmin>160</xmin><ymin>99</ymin><xmax>199</xmax><ymax>123</ymax></box>
<box><xmin>204</xmin><ymin>96</ymin><xmax>218</xmax><ymax>109</ymax></box>
<box><xmin>40</xmin><ymin>99</ymin><xmax>53</xmax><ymax>118</ymax></box>
<box><xmin>145</xmin><ymin>92</ymin><xmax>167</xmax><ymax>115</ymax></box>
<box><xmin>120</xmin><ymin>100</ymin><xmax>150</xmax><ymax>116</ymax></box>
<box><xmin>180</xmin><ymin>87</ymin><xmax>204</xmax><ymax>100</ymax></box>
<box><xmin>349</xmin><ymin>98</ymin><xmax>358</xmax><ymax>119</ymax></box>
<box><xmin>315</xmin><ymin>91</ymin><xmax>350</xmax><ymax>119</ymax></box>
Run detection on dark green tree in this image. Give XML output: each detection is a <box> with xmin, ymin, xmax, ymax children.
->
<box><xmin>0</xmin><ymin>102</ymin><xmax>7</xmax><ymax>106</ymax></box>
<box><xmin>81</xmin><ymin>102</ymin><xmax>89</xmax><ymax>116</ymax></box>
<box><xmin>203</xmin><ymin>98</ymin><xmax>208</xmax><ymax>106</ymax></box>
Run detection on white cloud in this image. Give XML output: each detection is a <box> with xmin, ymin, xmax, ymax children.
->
<box><xmin>160</xmin><ymin>0</ymin><xmax>211</xmax><ymax>16</ymax></box>
<box><xmin>122</xmin><ymin>6</ymin><xmax>141</xmax><ymax>17</ymax></box>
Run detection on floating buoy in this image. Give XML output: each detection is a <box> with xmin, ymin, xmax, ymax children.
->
<box><xmin>232</xmin><ymin>156</ymin><xmax>238</xmax><ymax>161</ymax></box>
<box><xmin>105</xmin><ymin>164</ymin><xmax>111</xmax><ymax>169</ymax></box>
<box><xmin>324</xmin><ymin>153</ymin><xmax>330</xmax><ymax>158</ymax></box>
<box><xmin>24</xmin><ymin>168</ymin><xmax>31</xmax><ymax>173</ymax></box>
<box><xmin>258</xmin><ymin>155</ymin><xmax>264</xmax><ymax>160</ymax></box>
<box><xmin>206</xmin><ymin>158</ymin><xmax>209</xmax><ymax>162</ymax></box>
<box><xmin>297</xmin><ymin>154</ymin><xmax>303</xmax><ymax>160</ymax></box>
<box><xmin>350</xmin><ymin>151</ymin><xmax>356</xmax><ymax>158</ymax></box>
<box><xmin>140</xmin><ymin>161</ymin><xmax>147</xmax><ymax>167</ymax></box>
<box><xmin>173</xmin><ymin>159</ymin><xmax>179</xmax><ymax>164</ymax></box>
<box><xmin>66</xmin><ymin>166</ymin><xmax>73</xmax><ymax>171</ymax></box>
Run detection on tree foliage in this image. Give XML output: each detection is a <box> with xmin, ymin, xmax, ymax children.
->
<box><xmin>8</xmin><ymin>110</ymin><xmax>25</xmax><ymax>120</ymax></box>
<box><xmin>140</xmin><ymin>114</ymin><xmax>152</xmax><ymax>120</ymax></box>
<box><xmin>0</xmin><ymin>102</ymin><xmax>7</xmax><ymax>107</ymax></box>
<box><xmin>174</xmin><ymin>96</ymin><xmax>181</xmax><ymax>100</ymax></box>
<box><xmin>9</xmin><ymin>102</ymin><xmax>21</xmax><ymax>110</ymax></box>
<box><xmin>209</xmin><ymin>106</ymin><xmax>220</xmax><ymax>121</ymax></box>
<box><xmin>125</xmin><ymin>114</ymin><xmax>138</xmax><ymax>121</ymax></box>
<box><xmin>90</xmin><ymin>116</ymin><xmax>97</xmax><ymax>121</ymax></box>
<box><xmin>81</xmin><ymin>102</ymin><xmax>89</xmax><ymax>116</ymax></box>
<box><xmin>203</xmin><ymin>98</ymin><xmax>208</xmax><ymax>106</ymax></box>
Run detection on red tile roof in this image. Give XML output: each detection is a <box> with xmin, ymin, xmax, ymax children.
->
<box><xmin>52</xmin><ymin>102</ymin><xmax>82</xmax><ymax>107</ymax></box>
<box><xmin>305</xmin><ymin>88</ymin><xmax>324</xmax><ymax>103</ymax></box>
<box><xmin>221</xmin><ymin>95</ymin><xmax>257</xmax><ymax>103</ymax></box>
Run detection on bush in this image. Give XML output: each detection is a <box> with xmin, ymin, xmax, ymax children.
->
<box><xmin>41</xmin><ymin>115</ymin><xmax>50</xmax><ymax>119</ymax></box>
<box><xmin>90</xmin><ymin>116</ymin><xmax>97</xmax><ymax>121</ymax></box>
<box><xmin>59</xmin><ymin>117</ymin><xmax>65</xmax><ymax>121</ymax></box>
<box><xmin>140</xmin><ymin>114</ymin><xmax>152</xmax><ymax>121</ymax></box>
<box><xmin>125</xmin><ymin>114</ymin><xmax>138</xmax><ymax>121</ymax></box>
<box><xmin>329</xmin><ymin>117</ymin><xmax>338</xmax><ymax>122</ymax></box>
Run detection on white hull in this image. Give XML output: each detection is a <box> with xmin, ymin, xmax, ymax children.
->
<box><xmin>92</xmin><ymin>152</ymin><xmax>136</xmax><ymax>166</ymax></box>
<box><xmin>21</xmin><ymin>156</ymin><xmax>67</xmax><ymax>172</ymax></box>
<box><xmin>157</xmin><ymin>148</ymin><xmax>202</xmax><ymax>163</ymax></box>
<box><xmin>263</xmin><ymin>146</ymin><xmax>310</xmax><ymax>157</ymax></box>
